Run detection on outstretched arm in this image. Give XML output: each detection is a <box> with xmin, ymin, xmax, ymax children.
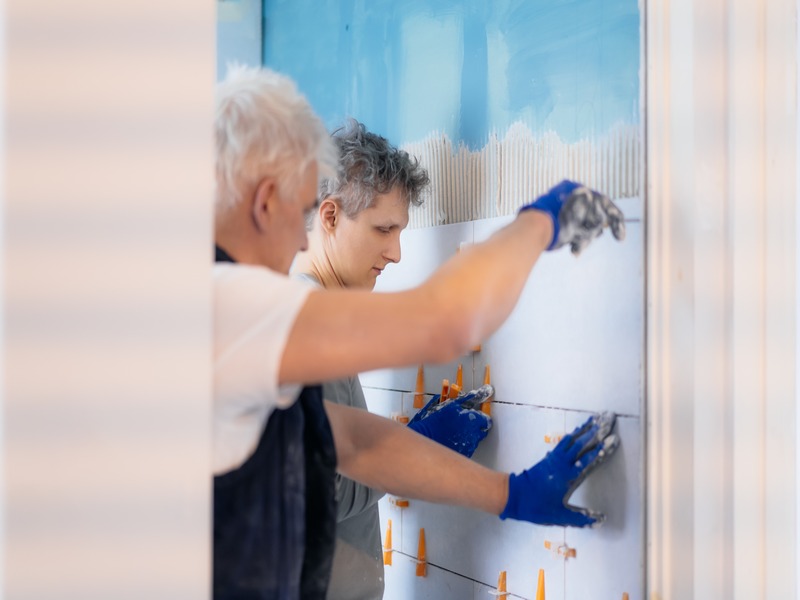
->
<box><xmin>324</xmin><ymin>400</ymin><xmax>509</xmax><ymax>515</ymax></box>
<box><xmin>280</xmin><ymin>181</ymin><xmax>625</xmax><ymax>386</ymax></box>
<box><xmin>325</xmin><ymin>400</ymin><xmax>619</xmax><ymax>527</ymax></box>
<box><xmin>280</xmin><ymin>209</ymin><xmax>552</xmax><ymax>385</ymax></box>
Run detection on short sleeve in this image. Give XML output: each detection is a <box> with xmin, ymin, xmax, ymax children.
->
<box><xmin>212</xmin><ymin>263</ymin><xmax>313</xmax><ymax>473</ymax></box>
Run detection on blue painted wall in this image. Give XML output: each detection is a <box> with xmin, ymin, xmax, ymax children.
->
<box><xmin>262</xmin><ymin>0</ymin><xmax>639</xmax><ymax>148</ymax></box>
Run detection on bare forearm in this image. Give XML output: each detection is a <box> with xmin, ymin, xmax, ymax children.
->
<box><xmin>421</xmin><ymin>209</ymin><xmax>552</xmax><ymax>351</ymax></box>
<box><xmin>325</xmin><ymin>401</ymin><xmax>509</xmax><ymax>515</ymax></box>
<box><xmin>280</xmin><ymin>210</ymin><xmax>552</xmax><ymax>385</ymax></box>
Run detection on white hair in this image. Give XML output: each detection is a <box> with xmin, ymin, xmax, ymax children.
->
<box><xmin>215</xmin><ymin>64</ymin><xmax>338</xmax><ymax>212</ymax></box>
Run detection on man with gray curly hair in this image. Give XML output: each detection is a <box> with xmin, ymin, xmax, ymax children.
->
<box><xmin>293</xmin><ymin>120</ymin><xmax>492</xmax><ymax>600</ymax></box>
<box><xmin>213</xmin><ymin>65</ymin><xmax>626</xmax><ymax>600</ymax></box>
<box><xmin>296</xmin><ymin>118</ymin><xmax>428</xmax><ymax>289</ymax></box>
<box><xmin>320</xmin><ymin>118</ymin><xmax>428</xmax><ymax>214</ymax></box>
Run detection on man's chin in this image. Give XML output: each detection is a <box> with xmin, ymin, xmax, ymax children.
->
<box><xmin>363</xmin><ymin>276</ymin><xmax>378</xmax><ymax>291</ymax></box>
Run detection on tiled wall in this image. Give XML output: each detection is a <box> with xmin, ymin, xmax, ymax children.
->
<box><xmin>363</xmin><ymin>198</ymin><xmax>644</xmax><ymax>600</ymax></box>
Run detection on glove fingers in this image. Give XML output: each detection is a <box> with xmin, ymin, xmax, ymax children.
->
<box><xmin>456</xmin><ymin>384</ymin><xmax>494</xmax><ymax>410</ymax></box>
<box><xmin>564</xmin><ymin>411</ymin><xmax>617</xmax><ymax>462</ymax></box>
<box><xmin>570</xmin><ymin>230</ymin><xmax>601</xmax><ymax>256</ymax></box>
<box><xmin>575</xmin><ymin>411</ymin><xmax>616</xmax><ymax>460</ymax></box>
<box><xmin>558</xmin><ymin>415</ymin><xmax>598</xmax><ymax>461</ymax></box>
<box><xmin>448</xmin><ymin>409</ymin><xmax>491</xmax><ymax>457</ymax></box>
<box><xmin>456</xmin><ymin>406</ymin><xmax>492</xmax><ymax>430</ymax></box>
<box><xmin>562</xmin><ymin>504</ymin><xmax>605</xmax><ymax>528</ymax></box>
<box><xmin>591</xmin><ymin>411</ymin><xmax>617</xmax><ymax>440</ymax></box>
<box><xmin>556</xmin><ymin>415</ymin><xmax>593</xmax><ymax>450</ymax></box>
<box><xmin>567</xmin><ymin>433</ymin><xmax>620</xmax><ymax>493</ymax></box>
<box><xmin>558</xmin><ymin>187</ymin><xmax>626</xmax><ymax>254</ymax></box>
<box><xmin>460</xmin><ymin>417</ymin><xmax>491</xmax><ymax>457</ymax></box>
<box><xmin>461</xmin><ymin>408</ymin><xmax>492</xmax><ymax>432</ymax></box>
<box><xmin>567</xmin><ymin>423</ymin><xmax>601</xmax><ymax>462</ymax></box>
<box><xmin>595</xmin><ymin>191</ymin><xmax>626</xmax><ymax>242</ymax></box>
<box><xmin>565</xmin><ymin>187</ymin><xmax>605</xmax><ymax>230</ymax></box>
<box><xmin>535</xmin><ymin>505</ymin><xmax>602</xmax><ymax>528</ymax></box>
<box><xmin>409</xmin><ymin>393</ymin><xmax>442</xmax><ymax>424</ymax></box>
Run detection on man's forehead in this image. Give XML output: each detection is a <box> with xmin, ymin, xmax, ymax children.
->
<box><xmin>374</xmin><ymin>190</ymin><xmax>410</xmax><ymax>210</ymax></box>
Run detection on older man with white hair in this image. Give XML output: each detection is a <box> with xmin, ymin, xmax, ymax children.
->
<box><xmin>212</xmin><ymin>65</ymin><xmax>626</xmax><ymax>599</ymax></box>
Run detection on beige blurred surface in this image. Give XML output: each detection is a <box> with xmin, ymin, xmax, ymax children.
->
<box><xmin>3</xmin><ymin>1</ymin><xmax>215</xmax><ymax>598</ymax></box>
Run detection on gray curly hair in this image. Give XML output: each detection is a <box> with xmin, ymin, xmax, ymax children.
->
<box><xmin>319</xmin><ymin>119</ymin><xmax>429</xmax><ymax>217</ymax></box>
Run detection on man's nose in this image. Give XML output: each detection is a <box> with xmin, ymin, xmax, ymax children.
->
<box><xmin>384</xmin><ymin>234</ymin><xmax>401</xmax><ymax>264</ymax></box>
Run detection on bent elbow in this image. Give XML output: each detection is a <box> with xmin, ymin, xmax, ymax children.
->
<box><xmin>427</xmin><ymin>303</ymin><xmax>480</xmax><ymax>363</ymax></box>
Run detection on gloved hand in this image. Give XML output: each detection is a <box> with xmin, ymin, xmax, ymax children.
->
<box><xmin>407</xmin><ymin>384</ymin><xmax>494</xmax><ymax>458</ymax></box>
<box><xmin>520</xmin><ymin>180</ymin><xmax>626</xmax><ymax>255</ymax></box>
<box><xmin>500</xmin><ymin>412</ymin><xmax>619</xmax><ymax>527</ymax></box>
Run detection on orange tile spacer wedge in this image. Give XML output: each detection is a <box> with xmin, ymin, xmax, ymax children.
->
<box><xmin>389</xmin><ymin>497</ymin><xmax>409</xmax><ymax>508</ymax></box>
<box><xmin>413</xmin><ymin>365</ymin><xmax>425</xmax><ymax>408</ymax></box>
<box><xmin>481</xmin><ymin>365</ymin><xmax>492</xmax><ymax>416</ymax></box>
<box><xmin>536</xmin><ymin>568</ymin><xmax>545</xmax><ymax>600</ymax></box>
<box><xmin>415</xmin><ymin>528</ymin><xmax>427</xmax><ymax>577</ymax></box>
<box><xmin>391</xmin><ymin>413</ymin><xmax>409</xmax><ymax>425</ymax></box>
<box><xmin>383</xmin><ymin>519</ymin><xmax>393</xmax><ymax>566</ymax></box>
<box><xmin>439</xmin><ymin>379</ymin><xmax>449</xmax><ymax>404</ymax></box>
<box><xmin>497</xmin><ymin>570</ymin><xmax>508</xmax><ymax>599</ymax></box>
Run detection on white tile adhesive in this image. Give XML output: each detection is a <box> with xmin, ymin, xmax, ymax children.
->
<box><xmin>403</xmin><ymin>121</ymin><xmax>641</xmax><ymax>228</ymax></box>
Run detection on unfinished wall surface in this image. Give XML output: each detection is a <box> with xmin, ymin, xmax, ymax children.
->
<box><xmin>364</xmin><ymin>199</ymin><xmax>643</xmax><ymax>600</ymax></box>
<box><xmin>262</xmin><ymin>1</ymin><xmax>643</xmax><ymax>597</ymax></box>
<box><xmin>264</xmin><ymin>0</ymin><xmax>641</xmax><ymax>222</ymax></box>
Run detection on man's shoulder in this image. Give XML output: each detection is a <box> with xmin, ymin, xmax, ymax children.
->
<box><xmin>214</xmin><ymin>263</ymin><xmax>314</xmax><ymax>323</ymax></box>
<box><xmin>214</xmin><ymin>262</ymin><xmax>311</xmax><ymax>295</ymax></box>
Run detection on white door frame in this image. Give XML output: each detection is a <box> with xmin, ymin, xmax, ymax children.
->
<box><xmin>645</xmin><ymin>0</ymin><xmax>798</xmax><ymax>597</ymax></box>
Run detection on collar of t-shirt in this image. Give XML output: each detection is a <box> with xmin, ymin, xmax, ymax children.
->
<box><xmin>215</xmin><ymin>245</ymin><xmax>235</xmax><ymax>263</ymax></box>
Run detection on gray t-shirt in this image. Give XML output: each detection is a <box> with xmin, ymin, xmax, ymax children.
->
<box><xmin>295</xmin><ymin>273</ymin><xmax>386</xmax><ymax>600</ymax></box>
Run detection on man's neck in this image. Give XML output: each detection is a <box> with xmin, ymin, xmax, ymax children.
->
<box><xmin>292</xmin><ymin>251</ymin><xmax>345</xmax><ymax>290</ymax></box>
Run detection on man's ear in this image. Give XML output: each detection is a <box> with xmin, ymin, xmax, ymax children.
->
<box><xmin>318</xmin><ymin>197</ymin><xmax>340</xmax><ymax>233</ymax></box>
<box><xmin>252</xmin><ymin>177</ymin><xmax>278</xmax><ymax>232</ymax></box>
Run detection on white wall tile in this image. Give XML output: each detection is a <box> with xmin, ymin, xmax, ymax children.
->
<box><xmin>382</xmin><ymin>551</ymin><xmax>475</xmax><ymax>600</ymax></box>
<box><xmin>364</xmin><ymin>209</ymin><xmax>643</xmax><ymax>600</ymax></box>
<box><xmin>473</xmin><ymin>570</ymin><xmax>557</xmax><ymax>600</ymax></box>
<box><xmin>362</xmin><ymin>221</ymin><xmax>476</xmax><ymax>394</ymax></box>
<box><xmin>474</xmin><ymin>215</ymin><xmax>643</xmax><ymax>416</ymax></box>
<box><xmin>613</xmin><ymin>196</ymin><xmax>643</xmax><ymax>222</ymax></box>
<box><xmin>395</xmin><ymin>404</ymin><xmax>567</xmax><ymax>599</ymax></box>
<box><xmin>374</xmin><ymin>221</ymin><xmax>475</xmax><ymax>293</ymax></box>
<box><xmin>362</xmin><ymin>360</ymin><xmax>477</xmax><ymax>401</ymax></box>
<box><xmin>362</xmin><ymin>387</ymin><xmax>403</xmax><ymax>420</ymax></box>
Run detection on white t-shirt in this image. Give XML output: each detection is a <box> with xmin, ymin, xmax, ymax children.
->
<box><xmin>213</xmin><ymin>262</ymin><xmax>313</xmax><ymax>475</ymax></box>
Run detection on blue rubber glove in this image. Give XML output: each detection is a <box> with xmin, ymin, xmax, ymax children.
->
<box><xmin>519</xmin><ymin>180</ymin><xmax>626</xmax><ymax>255</ymax></box>
<box><xmin>407</xmin><ymin>385</ymin><xmax>494</xmax><ymax>458</ymax></box>
<box><xmin>500</xmin><ymin>412</ymin><xmax>619</xmax><ymax>527</ymax></box>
